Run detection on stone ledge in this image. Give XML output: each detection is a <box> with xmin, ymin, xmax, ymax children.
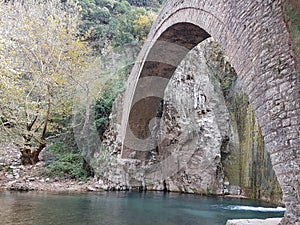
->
<box><xmin>226</xmin><ymin>218</ymin><xmax>282</xmax><ymax>225</ymax></box>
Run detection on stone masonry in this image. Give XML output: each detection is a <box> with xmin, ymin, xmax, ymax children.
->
<box><xmin>119</xmin><ymin>1</ymin><xmax>300</xmax><ymax>224</ymax></box>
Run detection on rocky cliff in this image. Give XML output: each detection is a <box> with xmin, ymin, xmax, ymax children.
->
<box><xmin>96</xmin><ymin>38</ymin><xmax>282</xmax><ymax>203</ymax></box>
<box><xmin>153</xmin><ymin>40</ymin><xmax>230</xmax><ymax>195</ymax></box>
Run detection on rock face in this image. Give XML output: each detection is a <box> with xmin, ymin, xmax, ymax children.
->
<box><xmin>96</xmin><ymin>39</ymin><xmax>282</xmax><ymax>203</ymax></box>
<box><xmin>223</xmin><ymin>93</ymin><xmax>282</xmax><ymax>202</ymax></box>
<box><xmin>0</xmin><ymin>143</ymin><xmax>21</xmax><ymax>167</ymax></box>
<box><xmin>203</xmin><ymin>41</ymin><xmax>282</xmax><ymax>202</ymax></box>
<box><xmin>154</xmin><ymin>40</ymin><xmax>230</xmax><ymax>195</ymax></box>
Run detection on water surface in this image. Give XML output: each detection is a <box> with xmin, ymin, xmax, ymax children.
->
<box><xmin>0</xmin><ymin>191</ymin><xmax>284</xmax><ymax>225</ymax></box>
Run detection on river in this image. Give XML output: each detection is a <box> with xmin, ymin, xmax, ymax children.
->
<box><xmin>0</xmin><ymin>191</ymin><xmax>285</xmax><ymax>225</ymax></box>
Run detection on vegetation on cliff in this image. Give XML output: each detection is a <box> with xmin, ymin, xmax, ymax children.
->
<box><xmin>78</xmin><ymin>0</ymin><xmax>157</xmax><ymax>50</ymax></box>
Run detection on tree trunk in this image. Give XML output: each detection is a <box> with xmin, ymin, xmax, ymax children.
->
<box><xmin>20</xmin><ymin>95</ymin><xmax>50</xmax><ymax>165</ymax></box>
<box><xmin>20</xmin><ymin>142</ymin><xmax>46</xmax><ymax>165</ymax></box>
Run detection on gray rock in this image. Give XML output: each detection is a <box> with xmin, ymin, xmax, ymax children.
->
<box><xmin>224</xmin><ymin>181</ymin><xmax>230</xmax><ymax>186</ymax></box>
<box><xmin>28</xmin><ymin>177</ymin><xmax>35</xmax><ymax>182</ymax></box>
<box><xmin>226</xmin><ymin>218</ymin><xmax>282</xmax><ymax>225</ymax></box>
<box><xmin>224</xmin><ymin>188</ymin><xmax>229</xmax><ymax>195</ymax></box>
<box><xmin>8</xmin><ymin>181</ymin><xmax>34</xmax><ymax>191</ymax></box>
<box><xmin>5</xmin><ymin>173</ymin><xmax>14</xmax><ymax>179</ymax></box>
<box><xmin>228</xmin><ymin>185</ymin><xmax>241</xmax><ymax>195</ymax></box>
<box><xmin>87</xmin><ymin>186</ymin><xmax>96</xmax><ymax>192</ymax></box>
<box><xmin>0</xmin><ymin>143</ymin><xmax>21</xmax><ymax>166</ymax></box>
<box><xmin>101</xmin><ymin>185</ymin><xmax>109</xmax><ymax>191</ymax></box>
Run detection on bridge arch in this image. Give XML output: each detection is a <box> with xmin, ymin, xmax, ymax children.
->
<box><xmin>120</xmin><ymin>1</ymin><xmax>299</xmax><ymax>223</ymax></box>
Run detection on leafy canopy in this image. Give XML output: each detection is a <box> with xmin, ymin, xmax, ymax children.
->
<box><xmin>0</xmin><ymin>0</ymin><xmax>91</xmax><ymax>164</ymax></box>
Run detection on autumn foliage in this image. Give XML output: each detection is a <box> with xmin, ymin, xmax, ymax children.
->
<box><xmin>0</xmin><ymin>0</ymin><xmax>91</xmax><ymax>164</ymax></box>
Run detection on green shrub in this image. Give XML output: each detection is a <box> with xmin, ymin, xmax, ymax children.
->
<box><xmin>40</xmin><ymin>142</ymin><xmax>90</xmax><ymax>181</ymax></box>
<box><xmin>95</xmin><ymin>74</ymin><xmax>126</xmax><ymax>137</ymax></box>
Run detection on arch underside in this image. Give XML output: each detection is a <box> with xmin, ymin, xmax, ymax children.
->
<box><xmin>120</xmin><ymin>1</ymin><xmax>300</xmax><ymax>224</ymax></box>
<box><xmin>124</xmin><ymin>23</ymin><xmax>210</xmax><ymax>159</ymax></box>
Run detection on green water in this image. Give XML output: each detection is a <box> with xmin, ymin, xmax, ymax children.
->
<box><xmin>0</xmin><ymin>191</ymin><xmax>284</xmax><ymax>225</ymax></box>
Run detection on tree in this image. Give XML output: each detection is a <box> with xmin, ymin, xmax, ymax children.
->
<box><xmin>0</xmin><ymin>0</ymin><xmax>91</xmax><ymax>165</ymax></box>
<box><xmin>108</xmin><ymin>7</ymin><xmax>156</xmax><ymax>47</ymax></box>
<box><xmin>77</xmin><ymin>0</ymin><xmax>159</xmax><ymax>51</ymax></box>
<box><xmin>126</xmin><ymin>0</ymin><xmax>161</xmax><ymax>8</ymax></box>
<box><xmin>133</xmin><ymin>12</ymin><xmax>156</xmax><ymax>41</ymax></box>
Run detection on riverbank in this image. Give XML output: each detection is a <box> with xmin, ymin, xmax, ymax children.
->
<box><xmin>0</xmin><ymin>160</ymin><xmax>100</xmax><ymax>193</ymax></box>
<box><xmin>0</xmin><ymin>143</ymin><xmax>98</xmax><ymax>192</ymax></box>
<box><xmin>0</xmin><ymin>143</ymin><xmax>285</xmax><ymax>199</ymax></box>
<box><xmin>0</xmin><ymin>159</ymin><xmax>254</xmax><ymax>194</ymax></box>
<box><xmin>0</xmin><ymin>143</ymin><xmax>287</xmax><ymax>207</ymax></box>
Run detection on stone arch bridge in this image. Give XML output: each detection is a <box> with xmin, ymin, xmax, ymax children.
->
<box><xmin>119</xmin><ymin>0</ymin><xmax>299</xmax><ymax>224</ymax></box>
